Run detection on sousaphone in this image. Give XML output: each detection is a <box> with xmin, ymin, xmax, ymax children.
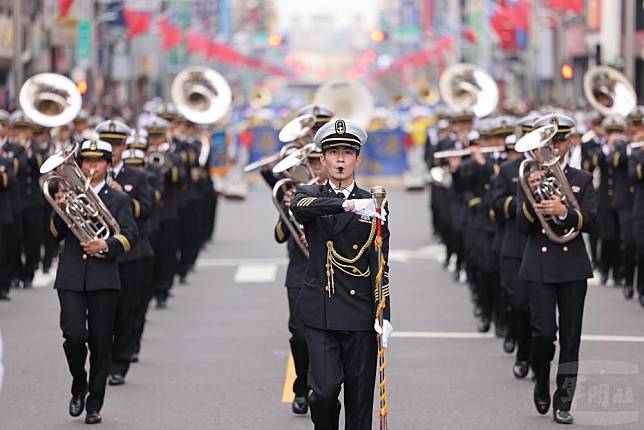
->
<box><xmin>583</xmin><ymin>66</ymin><xmax>636</xmax><ymax>117</ymax></box>
<box><xmin>20</xmin><ymin>73</ymin><xmax>82</xmax><ymax>127</ymax></box>
<box><xmin>439</xmin><ymin>63</ymin><xmax>498</xmax><ymax>118</ymax></box>
<box><xmin>313</xmin><ymin>79</ymin><xmax>374</xmax><ymax>127</ymax></box>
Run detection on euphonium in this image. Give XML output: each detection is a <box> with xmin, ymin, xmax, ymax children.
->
<box><xmin>271</xmin><ymin>143</ymin><xmax>319</xmax><ymax>257</ymax></box>
<box><xmin>40</xmin><ymin>143</ymin><xmax>120</xmax><ymax>244</ymax></box>
<box><xmin>515</xmin><ymin>119</ymin><xmax>581</xmax><ymax>244</ymax></box>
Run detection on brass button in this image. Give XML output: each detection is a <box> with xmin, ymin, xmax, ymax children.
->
<box><xmin>563</xmin><ymin>246</ymin><xmax>569</xmax><ymax>252</ymax></box>
<box><xmin>326</xmin><ymin>240</ymin><xmax>333</xmax><ymax>246</ymax></box>
<box><xmin>352</xmin><ymin>268</ymin><xmax>359</xmax><ymax>273</ymax></box>
<box><xmin>82</xmin><ymin>254</ymin><xmax>88</xmax><ymax>260</ymax></box>
<box><xmin>541</xmin><ymin>229</ymin><xmax>546</xmax><ymax>234</ymax></box>
<box><xmin>630</xmin><ymin>186</ymin><xmax>635</xmax><ymax>193</ymax></box>
<box><xmin>608</xmin><ymin>190</ymin><xmax>614</xmax><ymax>196</ymax></box>
<box><xmin>608</xmin><ymin>178</ymin><xmax>613</xmax><ymax>185</ymax></box>
<box><xmin>325</xmin><ymin>285</ymin><xmax>329</xmax><ymax>292</ymax></box>
<box><xmin>484</xmin><ymin>184</ymin><xmax>490</xmax><ymax>190</ymax></box>
<box><xmin>541</xmin><ymin>246</ymin><xmax>547</xmax><ymax>253</ymax></box>
<box><xmin>352</xmin><ymin>244</ymin><xmax>358</xmax><ymax>250</ymax></box>
<box><xmin>349</xmin><ymin>289</ymin><xmax>356</xmax><ymax>296</ymax></box>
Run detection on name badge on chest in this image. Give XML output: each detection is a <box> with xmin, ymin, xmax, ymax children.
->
<box><xmin>357</xmin><ymin>215</ymin><xmax>372</xmax><ymax>224</ymax></box>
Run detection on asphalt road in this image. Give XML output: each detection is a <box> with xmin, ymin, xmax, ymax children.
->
<box><xmin>1</xmin><ymin>183</ymin><xmax>643</xmax><ymax>429</ymax></box>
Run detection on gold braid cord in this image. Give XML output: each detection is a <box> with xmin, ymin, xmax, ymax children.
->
<box><xmin>325</xmin><ymin>220</ymin><xmax>376</xmax><ymax>297</ymax></box>
<box><xmin>374</xmin><ymin>233</ymin><xmax>389</xmax><ymax>421</ymax></box>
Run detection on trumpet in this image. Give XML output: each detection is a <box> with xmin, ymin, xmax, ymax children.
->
<box><xmin>40</xmin><ymin>143</ymin><xmax>120</xmax><ymax>244</ymax></box>
<box><xmin>515</xmin><ymin>121</ymin><xmax>581</xmax><ymax>244</ymax></box>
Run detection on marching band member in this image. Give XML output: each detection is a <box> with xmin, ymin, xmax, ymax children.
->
<box><xmin>627</xmin><ymin>106</ymin><xmax>644</xmax><ymax>306</ymax></box>
<box><xmin>95</xmin><ymin>120</ymin><xmax>153</xmax><ymax>386</ymax></box>
<box><xmin>0</xmin><ymin>144</ymin><xmax>15</xmax><ymax>300</ymax></box>
<box><xmin>516</xmin><ymin>114</ymin><xmax>597</xmax><ymax>424</ymax></box>
<box><xmin>292</xmin><ymin>119</ymin><xmax>392</xmax><ymax>430</ymax></box>
<box><xmin>49</xmin><ymin>139</ymin><xmax>137</xmax><ymax>424</ymax></box>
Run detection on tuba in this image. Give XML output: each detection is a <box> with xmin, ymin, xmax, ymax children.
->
<box><xmin>439</xmin><ymin>63</ymin><xmax>499</xmax><ymax>118</ymax></box>
<box><xmin>20</xmin><ymin>73</ymin><xmax>82</xmax><ymax>127</ymax></box>
<box><xmin>270</xmin><ymin>143</ymin><xmax>319</xmax><ymax>257</ymax></box>
<box><xmin>583</xmin><ymin>66</ymin><xmax>636</xmax><ymax>117</ymax></box>
<box><xmin>515</xmin><ymin>119</ymin><xmax>581</xmax><ymax>244</ymax></box>
<box><xmin>40</xmin><ymin>143</ymin><xmax>121</xmax><ymax>244</ymax></box>
<box><xmin>313</xmin><ymin>79</ymin><xmax>374</xmax><ymax>127</ymax></box>
<box><xmin>171</xmin><ymin>66</ymin><xmax>232</xmax><ymax>125</ymax></box>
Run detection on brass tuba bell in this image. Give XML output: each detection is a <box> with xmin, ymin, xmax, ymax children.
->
<box><xmin>171</xmin><ymin>66</ymin><xmax>232</xmax><ymax>125</ymax></box>
<box><xmin>583</xmin><ymin>66</ymin><xmax>636</xmax><ymax>117</ymax></box>
<box><xmin>439</xmin><ymin>63</ymin><xmax>499</xmax><ymax>118</ymax></box>
<box><xmin>19</xmin><ymin>73</ymin><xmax>82</xmax><ymax>127</ymax></box>
<box><xmin>313</xmin><ymin>79</ymin><xmax>374</xmax><ymax>127</ymax></box>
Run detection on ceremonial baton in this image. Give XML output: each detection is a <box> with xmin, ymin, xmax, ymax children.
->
<box><xmin>371</xmin><ymin>185</ymin><xmax>389</xmax><ymax>430</ymax></box>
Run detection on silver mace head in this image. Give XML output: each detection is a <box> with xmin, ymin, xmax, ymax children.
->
<box><xmin>370</xmin><ymin>185</ymin><xmax>386</xmax><ymax>209</ymax></box>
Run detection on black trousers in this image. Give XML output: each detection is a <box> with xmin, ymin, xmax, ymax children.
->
<box><xmin>177</xmin><ymin>205</ymin><xmax>201</xmax><ymax>279</ymax></box>
<box><xmin>20</xmin><ymin>206</ymin><xmax>45</xmax><ymax>283</ymax></box>
<box><xmin>501</xmin><ymin>257</ymin><xmax>531</xmax><ymax>362</ymax></box>
<box><xmin>154</xmin><ymin>220</ymin><xmax>180</xmax><ymax>300</ymax></box>
<box><xmin>528</xmin><ymin>280</ymin><xmax>587</xmax><ymax>411</ymax></box>
<box><xmin>287</xmin><ymin>287</ymin><xmax>308</xmax><ymax>397</ymax></box>
<box><xmin>7</xmin><ymin>214</ymin><xmax>22</xmax><ymax>282</ymax></box>
<box><xmin>57</xmin><ymin>289</ymin><xmax>119</xmax><ymax>413</ymax></box>
<box><xmin>111</xmin><ymin>260</ymin><xmax>145</xmax><ymax>376</ymax></box>
<box><xmin>131</xmin><ymin>257</ymin><xmax>155</xmax><ymax>355</ymax></box>
<box><xmin>304</xmin><ymin>326</ymin><xmax>377</xmax><ymax>430</ymax></box>
<box><xmin>0</xmin><ymin>225</ymin><xmax>11</xmax><ymax>295</ymax></box>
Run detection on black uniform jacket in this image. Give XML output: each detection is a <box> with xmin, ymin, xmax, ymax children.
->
<box><xmin>114</xmin><ymin>165</ymin><xmax>153</xmax><ymax>261</ymax></box>
<box><xmin>631</xmin><ymin>150</ymin><xmax>644</xmax><ymax>220</ymax></box>
<box><xmin>274</xmin><ymin>216</ymin><xmax>307</xmax><ymax>289</ymax></box>
<box><xmin>0</xmin><ymin>157</ymin><xmax>15</xmax><ymax>225</ymax></box>
<box><xmin>516</xmin><ymin>166</ymin><xmax>597</xmax><ymax>283</ymax></box>
<box><xmin>50</xmin><ymin>184</ymin><xmax>138</xmax><ymax>292</ymax></box>
<box><xmin>292</xmin><ymin>183</ymin><xmax>390</xmax><ymax>331</ymax></box>
<box><xmin>492</xmin><ymin>157</ymin><xmax>527</xmax><ymax>259</ymax></box>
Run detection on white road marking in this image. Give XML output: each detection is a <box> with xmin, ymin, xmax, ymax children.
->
<box><xmin>393</xmin><ymin>331</ymin><xmax>644</xmax><ymax>343</ymax></box>
<box><xmin>233</xmin><ymin>264</ymin><xmax>278</xmax><ymax>283</ymax></box>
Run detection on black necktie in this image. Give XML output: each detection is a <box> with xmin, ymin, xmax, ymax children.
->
<box><xmin>336</xmin><ymin>192</ymin><xmax>345</xmax><ymax>199</ymax></box>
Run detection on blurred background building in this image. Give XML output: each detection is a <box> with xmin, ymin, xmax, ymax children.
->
<box><xmin>1</xmin><ymin>0</ymin><xmax>642</xmax><ymax>110</ymax></box>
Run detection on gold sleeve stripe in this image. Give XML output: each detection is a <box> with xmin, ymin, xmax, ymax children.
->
<box><xmin>181</xmin><ymin>152</ymin><xmax>188</xmax><ymax>162</ymax></box>
<box><xmin>12</xmin><ymin>158</ymin><xmax>19</xmax><ymax>175</ymax></box>
<box><xmin>592</xmin><ymin>153</ymin><xmax>599</xmax><ymax>167</ymax></box>
<box><xmin>468</xmin><ymin>197</ymin><xmax>482</xmax><ymax>208</ymax></box>
<box><xmin>49</xmin><ymin>220</ymin><xmax>58</xmax><ymax>238</ymax></box>
<box><xmin>132</xmin><ymin>199</ymin><xmax>141</xmax><ymax>218</ymax></box>
<box><xmin>296</xmin><ymin>197</ymin><xmax>316</xmax><ymax>207</ymax></box>
<box><xmin>36</xmin><ymin>153</ymin><xmax>43</xmax><ymax>168</ymax></box>
<box><xmin>503</xmin><ymin>196</ymin><xmax>513</xmax><ymax>219</ymax></box>
<box><xmin>575</xmin><ymin>209</ymin><xmax>583</xmax><ymax>231</ymax></box>
<box><xmin>488</xmin><ymin>208</ymin><xmax>496</xmax><ymax>222</ymax></box>
<box><xmin>114</xmin><ymin>234</ymin><xmax>131</xmax><ymax>252</ymax></box>
<box><xmin>171</xmin><ymin>166</ymin><xmax>178</xmax><ymax>183</ymax></box>
<box><xmin>493</xmin><ymin>164</ymin><xmax>500</xmax><ymax>175</ymax></box>
<box><xmin>637</xmin><ymin>164</ymin><xmax>642</xmax><ymax>180</ymax></box>
<box><xmin>154</xmin><ymin>190</ymin><xmax>162</xmax><ymax>204</ymax></box>
<box><xmin>522</xmin><ymin>202</ymin><xmax>535</xmax><ymax>223</ymax></box>
<box><xmin>1</xmin><ymin>172</ymin><xmax>7</xmax><ymax>188</ymax></box>
<box><xmin>613</xmin><ymin>152</ymin><xmax>620</xmax><ymax>168</ymax></box>
<box><xmin>276</xmin><ymin>221</ymin><xmax>285</xmax><ymax>241</ymax></box>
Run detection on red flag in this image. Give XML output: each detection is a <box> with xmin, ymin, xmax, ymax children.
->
<box><xmin>187</xmin><ymin>28</ymin><xmax>208</xmax><ymax>54</ymax></box>
<box><xmin>548</xmin><ymin>0</ymin><xmax>583</xmax><ymax>15</ymax></box>
<box><xmin>462</xmin><ymin>27</ymin><xmax>477</xmax><ymax>44</ymax></box>
<box><xmin>123</xmin><ymin>6</ymin><xmax>152</xmax><ymax>39</ymax></box>
<box><xmin>59</xmin><ymin>0</ymin><xmax>74</xmax><ymax>18</ymax></box>
<box><xmin>158</xmin><ymin>14</ymin><xmax>183</xmax><ymax>51</ymax></box>
<box><xmin>491</xmin><ymin>5</ymin><xmax>520</xmax><ymax>51</ymax></box>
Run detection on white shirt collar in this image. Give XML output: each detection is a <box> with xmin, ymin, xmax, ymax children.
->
<box><xmin>327</xmin><ymin>180</ymin><xmax>355</xmax><ymax>198</ymax></box>
<box><xmin>113</xmin><ymin>161</ymin><xmax>124</xmax><ymax>177</ymax></box>
<box><xmin>92</xmin><ymin>180</ymin><xmax>106</xmax><ymax>195</ymax></box>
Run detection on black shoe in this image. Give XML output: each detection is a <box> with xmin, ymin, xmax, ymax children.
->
<box><xmin>473</xmin><ymin>306</ymin><xmax>482</xmax><ymax>318</ymax></box>
<box><xmin>639</xmin><ymin>295</ymin><xmax>644</xmax><ymax>307</ymax></box>
<box><xmin>85</xmin><ymin>411</ymin><xmax>102</xmax><ymax>424</ymax></box>
<box><xmin>69</xmin><ymin>392</ymin><xmax>86</xmax><ymax>417</ymax></box>
<box><xmin>503</xmin><ymin>336</ymin><xmax>516</xmax><ymax>354</ymax></box>
<box><xmin>179</xmin><ymin>276</ymin><xmax>187</xmax><ymax>285</ymax></box>
<box><xmin>553</xmin><ymin>409</ymin><xmax>574</xmax><ymax>424</ymax></box>
<box><xmin>600</xmin><ymin>272</ymin><xmax>608</xmax><ymax>286</ymax></box>
<box><xmin>513</xmin><ymin>361</ymin><xmax>529</xmax><ymax>379</ymax></box>
<box><xmin>108</xmin><ymin>373</ymin><xmax>125</xmax><ymax>386</ymax></box>
<box><xmin>495</xmin><ymin>324</ymin><xmax>508</xmax><ymax>338</ymax></box>
<box><xmin>533</xmin><ymin>381</ymin><xmax>551</xmax><ymax>415</ymax></box>
<box><xmin>477</xmin><ymin>318</ymin><xmax>490</xmax><ymax>333</ymax></box>
<box><xmin>10</xmin><ymin>279</ymin><xmax>20</xmax><ymax>289</ymax></box>
<box><xmin>0</xmin><ymin>291</ymin><xmax>10</xmax><ymax>301</ymax></box>
<box><xmin>156</xmin><ymin>298</ymin><xmax>167</xmax><ymax>309</ymax></box>
<box><xmin>291</xmin><ymin>396</ymin><xmax>308</xmax><ymax>415</ymax></box>
<box><xmin>442</xmin><ymin>256</ymin><xmax>450</xmax><ymax>270</ymax></box>
<box><xmin>623</xmin><ymin>286</ymin><xmax>634</xmax><ymax>300</ymax></box>
<box><xmin>129</xmin><ymin>353</ymin><xmax>139</xmax><ymax>363</ymax></box>
<box><xmin>452</xmin><ymin>270</ymin><xmax>460</xmax><ymax>282</ymax></box>
<box><xmin>22</xmin><ymin>280</ymin><xmax>33</xmax><ymax>289</ymax></box>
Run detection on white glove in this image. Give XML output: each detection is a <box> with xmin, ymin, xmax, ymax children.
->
<box><xmin>374</xmin><ymin>319</ymin><xmax>393</xmax><ymax>349</ymax></box>
<box><xmin>347</xmin><ymin>199</ymin><xmax>387</xmax><ymax>224</ymax></box>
